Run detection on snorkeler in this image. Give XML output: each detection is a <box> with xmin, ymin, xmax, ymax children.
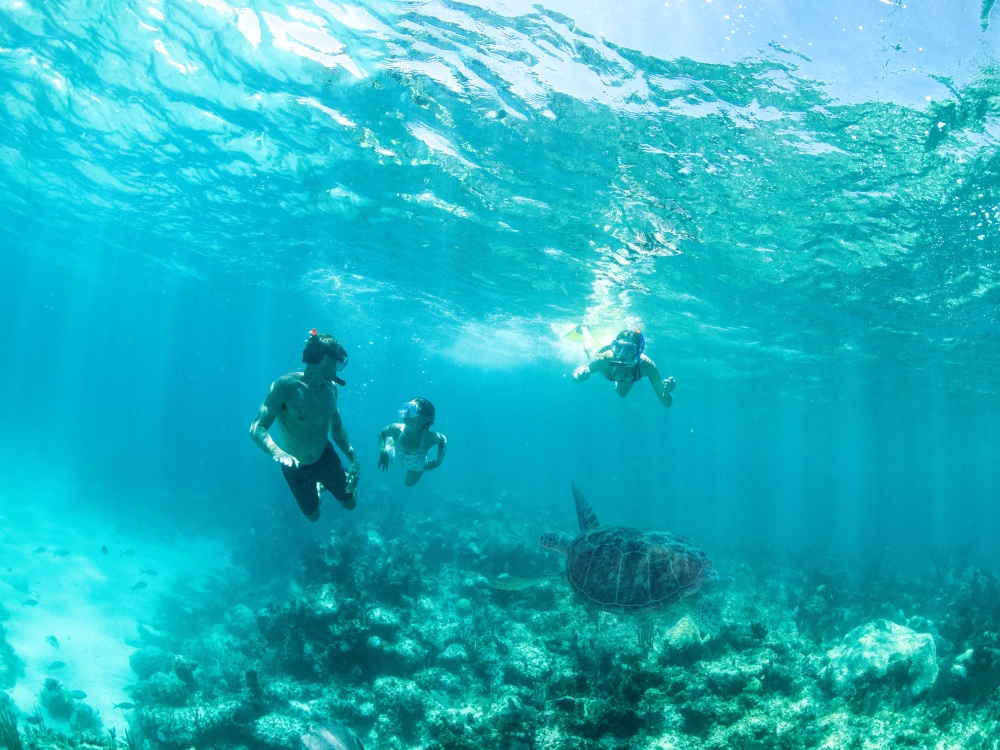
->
<box><xmin>571</xmin><ymin>327</ymin><xmax>676</xmax><ymax>407</ymax></box>
<box><xmin>249</xmin><ymin>330</ymin><xmax>361</xmax><ymax>521</ymax></box>
<box><xmin>377</xmin><ymin>398</ymin><xmax>447</xmax><ymax>487</ymax></box>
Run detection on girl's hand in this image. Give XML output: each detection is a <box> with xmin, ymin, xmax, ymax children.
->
<box><xmin>425</xmin><ymin>459</ymin><xmax>442</xmax><ymax>470</ymax></box>
<box><xmin>378</xmin><ymin>450</ymin><xmax>389</xmax><ymax>470</ymax></box>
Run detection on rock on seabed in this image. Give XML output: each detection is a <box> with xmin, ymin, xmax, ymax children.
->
<box><xmin>826</xmin><ymin>619</ymin><xmax>938</xmax><ymax>696</ymax></box>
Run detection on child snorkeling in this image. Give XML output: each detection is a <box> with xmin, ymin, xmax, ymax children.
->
<box><xmin>377</xmin><ymin>397</ymin><xmax>447</xmax><ymax>486</ymax></box>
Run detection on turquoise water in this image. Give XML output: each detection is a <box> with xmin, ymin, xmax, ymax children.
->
<box><xmin>3</xmin><ymin>0</ymin><xmax>1000</xmax><ymax>747</ymax></box>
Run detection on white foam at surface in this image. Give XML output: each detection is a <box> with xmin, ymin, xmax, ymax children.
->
<box><xmin>237</xmin><ymin>9</ymin><xmax>261</xmax><ymax>48</ymax></box>
<box><xmin>297</xmin><ymin>96</ymin><xmax>355</xmax><ymax>127</ymax></box>
<box><xmin>263</xmin><ymin>10</ymin><xmax>364</xmax><ymax>77</ymax></box>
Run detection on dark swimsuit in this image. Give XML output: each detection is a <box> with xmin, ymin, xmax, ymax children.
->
<box><xmin>281</xmin><ymin>442</ymin><xmax>354</xmax><ymax>516</ymax></box>
<box><xmin>605</xmin><ymin>361</ymin><xmax>642</xmax><ymax>383</ymax></box>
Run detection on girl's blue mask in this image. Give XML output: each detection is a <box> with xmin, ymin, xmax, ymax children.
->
<box><xmin>398</xmin><ymin>400</ymin><xmax>421</xmax><ymax>420</ymax></box>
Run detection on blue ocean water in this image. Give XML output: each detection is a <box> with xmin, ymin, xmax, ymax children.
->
<box><xmin>2</xmin><ymin>0</ymin><xmax>1000</xmax><ymax>746</ymax></box>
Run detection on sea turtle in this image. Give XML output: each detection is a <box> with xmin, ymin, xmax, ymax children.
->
<box><xmin>490</xmin><ymin>483</ymin><xmax>725</xmax><ymax>631</ymax></box>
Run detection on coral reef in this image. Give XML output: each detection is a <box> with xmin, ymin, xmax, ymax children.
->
<box><xmin>9</xmin><ymin>497</ymin><xmax>1000</xmax><ymax>750</ymax></box>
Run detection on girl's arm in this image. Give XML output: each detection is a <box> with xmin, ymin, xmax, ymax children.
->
<box><xmin>640</xmin><ymin>356</ymin><xmax>675</xmax><ymax>408</ymax></box>
<box><xmin>378</xmin><ymin>424</ymin><xmax>402</xmax><ymax>470</ymax></box>
<box><xmin>426</xmin><ymin>432</ymin><xmax>447</xmax><ymax>469</ymax></box>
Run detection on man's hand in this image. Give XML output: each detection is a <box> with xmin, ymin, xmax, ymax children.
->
<box><xmin>378</xmin><ymin>450</ymin><xmax>389</xmax><ymax>471</ymax></box>
<box><xmin>273</xmin><ymin>450</ymin><xmax>299</xmax><ymax>469</ymax></box>
<box><xmin>663</xmin><ymin>377</ymin><xmax>676</xmax><ymax>393</ymax></box>
<box><xmin>573</xmin><ymin>365</ymin><xmax>591</xmax><ymax>382</ymax></box>
<box><xmin>346</xmin><ymin>459</ymin><xmax>361</xmax><ymax>493</ymax></box>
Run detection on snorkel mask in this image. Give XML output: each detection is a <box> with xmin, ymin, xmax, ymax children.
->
<box><xmin>608</xmin><ymin>329</ymin><xmax>645</xmax><ymax>367</ymax></box>
<box><xmin>398</xmin><ymin>400</ymin><xmax>422</xmax><ymax>421</ymax></box>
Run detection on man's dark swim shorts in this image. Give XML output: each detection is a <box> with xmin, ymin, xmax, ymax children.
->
<box><xmin>281</xmin><ymin>443</ymin><xmax>355</xmax><ymax>516</ymax></box>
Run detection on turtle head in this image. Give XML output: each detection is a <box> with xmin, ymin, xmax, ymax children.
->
<box><xmin>539</xmin><ymin>532</ymin><xmax>572</xmax><ymax>556</ymax></box>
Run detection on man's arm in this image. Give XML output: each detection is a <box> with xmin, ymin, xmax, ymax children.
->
<box><xmin>425</xmin><ymin>432</ymin><xmax>447</xmax><ymax>470</ymax></box>
<box><xmin>249</xmin><ymin>379</ymin><xmax>299</xmax><ymax>467</ymax></box>
<box><xmin>331</xmin><ymin>409</ymin><xmax>361</xmax><ymax>492</ymax></box>
<box><xmin>641</xmin><ymin>356</ymin><xmax>675</xmax><ymax>408</ymax></box>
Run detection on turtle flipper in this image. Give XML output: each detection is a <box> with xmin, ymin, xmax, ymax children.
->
<box><xmin>488</xmin><ymin>572</ymin><xmax>561</xmax><ymax>591</ymax></box>
<box><xmin>682</xmin><ymin>595</ymin><xmax>722</xmax><ymax>637</ymax></box>
<box><xmin>571</xmin><ymin>483</ymin><xmax>600</xmax><ymax>531</ymax></box>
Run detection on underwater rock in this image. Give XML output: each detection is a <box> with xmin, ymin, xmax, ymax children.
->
<box><xmin>129</xmin><ymin>645</ymin><xmax>172</xmax><ymax>680</ymax></box>
<box><xmin>302</xmin><ymin>721</ymin><xmax>364</xmax><ymax>750</ymax></box>
<box><xmin>225</xmin><ymin>604</ymin><xmax>261</xmax><ymax>639</ymax></box>
<box><xmin>502</xmin><ymin>641</ymin><xmax>550</xmax><ymax>686</ymax></box>
<box><xmin>950</xmin><ymin>648</ymin><xmax>974</xmax><ymax>679</ymax></box>
<box><xmin>40</xmin><ymin>679</ymin><xmax>73</xmax><ymax>720</ymax></box>
<box><xmin>138</xmin><ymin>672</ymin><xmax>188</xmax><ymax>707</ymax></box>
<box><xmin>437</xmin><ymin>643</ymin><xmax>469</xmax><ymax>672</ymax></box>
<box><xmin>252</xmin><ymin>713</ymin><xmax>308</xmax><ymax>749</ymax></box>
<box><xmin>69</xmin><ymin>702</ymin><xmax>102</xmax><ymax>732</ymax></box>
<box><xmin>365</xmin><ymin>607</ymin><xmax>402</xmax><ymax>639</ymax></box>
<box><xmin>174</xmin><ymin>656</ymin><xmax>197</xmax><ymax>689</ymax></box>
<box><xmin>663</xmin><ymin>616</ymin><xmax>705</xmax><ymax>665</ymax></box>
<box><xmin>826</xmin><ymin>619</ymin><xmax>938</xmax><ymax>697</ymax></box>
<box><xmin>373</xmin><ymin>676</ymin><xmax>427</xmax><ymax>737</ymax></box>
<box><xmin>0</xmin><ymin>625</ymin><xmax>22</xmax><ymax>689</ymax></box>
<box><xmin>455</xmin><ymin>598</ymin><xmax>473</xmax><ymax>616</ymax></box>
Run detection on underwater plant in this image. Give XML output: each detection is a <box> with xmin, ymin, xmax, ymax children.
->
<box><xmin>0</xmin><ymin>706</ymin><xmax>21</xmax><ymax>750</ymax></box>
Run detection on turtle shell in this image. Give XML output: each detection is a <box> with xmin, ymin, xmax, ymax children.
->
<box><xmin>565</xmin><ymin>526</ymin><xmax>716</xmax><ymax>615</ymax></box>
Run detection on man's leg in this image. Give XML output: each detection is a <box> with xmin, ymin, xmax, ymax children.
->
<box><xmin>281</xmin><ymin>464</ymin><xmax>322</xmax><ymax>521</ymax></box>
<box><xmin>316</xmin><ymin>445</ymin><xmax>356</xmax><ymax>510</ymax></box>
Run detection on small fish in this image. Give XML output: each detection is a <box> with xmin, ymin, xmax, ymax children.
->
<box><xmin>138</xmin><ymin>569</ymin><xmax>158</xmax><ymax>576</ymax></box>
<box><xmin>46</xmin><ymin>636</ymin><xmax>59</xmax><ymax>648</ymax></box>
<box><xmin>25</xmin><ymin>715</ymin><xmax>43</xmax><ymax>725</ymax></box>
<box><xmin>120</xmin><ymin>549</ymin><xmax>135</xmax><ymax>557</ymax></box>
<box><xmin>32</xmin><ymin>547</ymin><xmax>46</xmax><ymax>554</ymax></box>
<box><xmin>22</xmin><ymin>599</ymin><xmax>38</xmax><ymax>607</ymax></box>
<box><xmin>131</xmin><ymin>582</ymin><xmax>148</xmax><ymax>592</ymax></box>
<box><xmin>49</xmin><ymin>661</ymin><xmax>65</xmax><ymax>670</ymax></box>
<box><xmin>68</xmin><ymin>690</ymin><xmax>87</xmax><ymax>700</ymax></box>
<box><xmin>53</xmin><ymin>549</ymin><xmax>69</xmax><ymax>557</ymax></box>
<box><xmin>102</xmin><ymin>545</ymin><xmax>109</xmax><ymax>555</ymax></box>
<box><xmin>112</xmin><ymin>702</ymin><xmax>135</xmax><ymax>710</ymax></box>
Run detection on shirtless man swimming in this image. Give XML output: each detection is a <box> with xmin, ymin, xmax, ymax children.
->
<box><xmin>250</xmin><ymin>330</ymin><xmax>361</xmax><ymax>521</ymax></box>
<box><xmin>572</xmin><ymin>326</ymin><xmax>676</xmax><ymax>408</ymax></box>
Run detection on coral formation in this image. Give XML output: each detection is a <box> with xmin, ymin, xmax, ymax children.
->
<box><xmin>826</xmin><ymin>619</ymin><xmax>938</xmax><ymax>698</ymax></box>
<box><xmin>9</xmin><ymin>499</ymin><xmax>1000</xmax><ymax>750</ymax></box>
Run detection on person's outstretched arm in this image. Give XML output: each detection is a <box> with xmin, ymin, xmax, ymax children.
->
<box><xmin>249</xmin><ymin>378</ymin><xmax>299</xmax><ymax>467</ymax></box>
<box><xmin>377</xmin><ymin>424</ymin><xmax>401</xmax><ymax>470</ymax></box>
<box><xmin>331</xmin><ymin>409</ymin><xmax>361</xmax><ymax>491</ymax></box>
<box><xmin>574</xmin><ymin>355</ymin><xmax>608</xmax><ymax>382</ymax></box>
<box><xmin>426</xmin><ymin>432</ymin><xmax>447</xmax><ymax>470</ymax></box>
<box><xmin>640</xmin><ymin>356</ymin><xmax>675</xmax><ymax>408</ymax></box>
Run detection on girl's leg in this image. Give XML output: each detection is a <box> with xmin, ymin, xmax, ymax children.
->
<box><xmin>581</xmin><ymin>325</ymin><xmax>597</xmax><ymax>361</ymax></box>
<box><xmin>404</xmin><ymin>470</ymin><xmax>424</xmax><ymax>487</ymax></box>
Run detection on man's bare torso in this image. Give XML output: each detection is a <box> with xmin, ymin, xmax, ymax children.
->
<box><xmin>273</xmin><ymin>372</ymin><xmax>337</xmax><ymax>465</ymax></box>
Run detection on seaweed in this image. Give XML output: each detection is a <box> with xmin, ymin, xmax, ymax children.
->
<box><xmin>0</xmin><ymin>707</ymin><xmax>21</xmax><ymax>750</ymax></box>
